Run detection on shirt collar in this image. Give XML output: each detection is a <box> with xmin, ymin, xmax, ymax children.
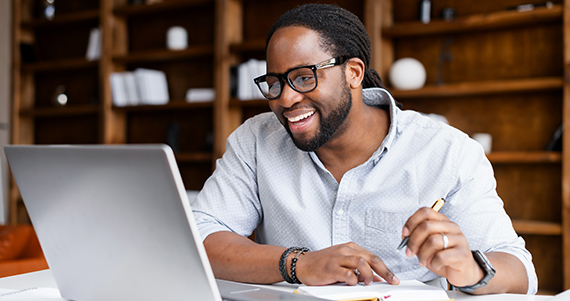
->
<box><xmin>361</xmin><ymin>87</ymin><xmax>398</xmax><ymax>165</ymax></box>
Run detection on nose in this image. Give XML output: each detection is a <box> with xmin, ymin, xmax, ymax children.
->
<box><xmin>276</xmin><ymin>82</ymin><xmax>304</xmax><ymax>108</ymax></box>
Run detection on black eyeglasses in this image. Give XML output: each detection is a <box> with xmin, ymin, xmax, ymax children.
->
<box><xmin>253</xmin><ymin>56</ymin><xmax>349</xmax><ymax>100</ymax></box>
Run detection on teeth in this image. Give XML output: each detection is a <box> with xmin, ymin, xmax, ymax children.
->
<box><xmin>288</xmin><ymin>111</ymin><xmax>315</xmax><ymax>123</ymax></box>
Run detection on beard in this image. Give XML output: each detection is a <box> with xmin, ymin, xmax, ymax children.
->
<box><xmin>286</xmin><ymin>82</ymin><xmax>352</xmax><ymax>152</ymax></box>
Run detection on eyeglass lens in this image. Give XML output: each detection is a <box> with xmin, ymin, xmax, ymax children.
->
<box><xmin>258</xmin><ymin>67</ymin><xmax>317</xmax><ymax>99</ymax></box>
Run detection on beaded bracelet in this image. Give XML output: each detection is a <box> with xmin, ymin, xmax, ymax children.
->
<box><xmin>290</xmin><ymin>247</ymin><xmax>310</xmax><ymax>284</ymax></box>
<box><xmin>279</xmin><ymin>247</ymin><xmax>298</xmax><ymax>283</ymax></box>
<box><xmin>279</xmin><ymin>247</ymin><xmax>310</xmax><ymax>284</ymax></box>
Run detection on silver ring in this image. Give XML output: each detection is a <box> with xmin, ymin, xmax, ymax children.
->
<box><xmin>441</xmin><ymin>233</ymin><xmax>449</xmax><ymax>249</ymax></box>
<box><xmin>354</xmin><ymin>269</ymin><xmax>360</xmax><ymax>277</ymax></box>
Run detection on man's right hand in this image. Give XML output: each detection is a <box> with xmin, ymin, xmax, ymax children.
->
<box><xmin>294</xmin><ymin>242</ymin><xmax>400</xmax><ymax>286</ymax></box>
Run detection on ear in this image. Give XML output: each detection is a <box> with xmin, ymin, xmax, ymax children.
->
<box><xmin>345</xmin><ymin>57</ymin><xmax>365</xmax><ymax>89</ymax></box>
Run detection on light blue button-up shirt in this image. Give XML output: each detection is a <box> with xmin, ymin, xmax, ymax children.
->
<box><xmin>192</xmin><ymin>88</ymin><xmax>537</xmax><ymax>294</ymax></box>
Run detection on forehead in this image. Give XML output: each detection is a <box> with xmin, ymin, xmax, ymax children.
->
<box><xmin>266</xmin><ymin>26</ymin><xmax>330</xmax><ymax>73</ymax></box>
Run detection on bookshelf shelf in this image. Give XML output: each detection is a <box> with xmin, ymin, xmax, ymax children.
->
<box><xmin>229</xmin><ymin>39</ymin><xmax>265</xmax><ymax>53</ymax></box>
<box><xmin>175</xmin><ymin>152</ymin><xmax>214</xmax><ymax>163</ymax></box>
<box><xmin>487</xmin><ymin>151</ymin><xmax>562</xmax><ymax>164</ymax></box>
<box><xmin>113</xmin><ymin>46</ymin><xmax>214</xmax><ymax>64</ymax></box>
<box><xmin>114</xmin><ymin>101</ymin><xmax>214</xmax><ymax>112</ymax></box>
<box><xmin>21</xmin><ymin>9</ymin><xmax>100</xmax><ymax>27</ymax></box>
<box><xmin>383</xmin><ymin>5</ymin><xmax>562</xmax><ymax>37</ymax></box>
<box><xmin>229</xmin><ymin>98</ymin><xmax>267</xmax><ymax>107</ymax></box>
<box><xmin>113</xmin><ymin>0</ymin><xmax>213</xmax><ymax>16</ymax></box>
<box><xmin>390</xmin><ymin>77</ymin><xmax>563</xmax><ymax>99</ymax></box>
<box><xmin>512</xmin><ymin>219</ymin><xmax>563</xmax><ymax>236</ymax></box>
<box><xmin>22</xmin><ymin>58</ymin><xmax>98</xmax><ymax>73</ymax></box>
<box><xmin>20</xmin><ymin>105</ymin><xmax>99</xmax><ymax>118</ymax></box>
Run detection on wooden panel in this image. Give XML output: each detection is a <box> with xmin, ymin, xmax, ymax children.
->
<box><xmin>128</xmin><ymin>4</ymin><xmax>215</xmax><ymax>52</ymax></box>
<box><xmin>34</xmin><ymin>69</ymin><xmax>100</xmax><ymax>108</ymax></box>
<box><xmin>496</xmin><ymin>164</ymin><xmax>562</xmax><ymax>222</ymax></box>
<box><xmin>126</xmin><ymin>108</ymin><xmax>214</xmax><ymax>154</ymax></box>
<box><xmin>178</xmin><ymin>161</ymin><xmax>214</xmax><ymax>191</ymax></box>
<box><xmin>34</xmin><ymin>116</ymin><xmax>99</xmax><ymax>144</ymax></box>
<box><xmin>393</xmin><ymin>25</ymin><xmax>563</xmax><ymax>84</ymax></box>
<box><xmin>399</xmin><ymin>91</ymin><xmax>562</xmax><ymax>152</ymax></box>
<box><xmin>522</xmin><ymin>234</ymin><xmax>563</xmax><ymax>293</ymax></box>
<box><xmin>242</xmin><ymin>0</ymin><xmax>365</xmax><ymax>41</ymax></box>
<box><xmin>30</xmin><ymin>0</ymin><xmax>99</xmax><ymax>19</ymax></box>
<box><xmin>562</xmin><ymin>0</ymin><xmax>570</xmax><ymax>290</ymax></box>
<box><xmin>33</xmin><ymin>20</ymin><xmax>99</xmax><ymax>61</ymax></box>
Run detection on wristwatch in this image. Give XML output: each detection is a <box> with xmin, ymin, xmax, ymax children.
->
<box><xmin>455</xmin><ymin>250</ymin><xmax>496</xmax><ymax>293</ymax></box>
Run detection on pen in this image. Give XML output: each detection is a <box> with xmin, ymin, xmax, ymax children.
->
<box><xmin>396</xmin><ymin>198</ymin><xmax>445</xmax><ymax>251</ymax></box>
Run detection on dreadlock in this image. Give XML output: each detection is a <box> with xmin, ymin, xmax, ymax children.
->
<box><xmin>266</xmin><ymin>3</ymin><xmax>384</xmax><ymax>89</ymax></box>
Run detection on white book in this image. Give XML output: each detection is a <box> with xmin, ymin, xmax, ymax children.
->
<box><xmin>250</xmin><ymin>59</ymin><xmax>266</xmax><ymax>100</ymax></box>
<box><xmin>134</xmin><ymin>68</ymin><xmax>169</xmax><ymax>105</ymax></box>
<box><xmin>150</xmin><ymin>70</ymin><xmax>169</xmax><ymax>105</ymax></box>
<box><xmin>110</xmin><ymin>72</ymin><xmax>127</xmax><ymax>107</ymax></box>
<box><xmin>186</xmin><ymin>88</ymin><xmax>215</xmax><ymax>102</ymax></box>
<box><xmin>86</xmin><ymin>27</ymin><xmax>101</xmax><ymax>61</ymax></box>
<box><xmin>133</xmin><ymin>69</ymin><xmax>151</xmax><ymax>105</ymax></box>
<box><xmin>123</xmin><ymin>72</ymin><xmax>140</xmax><ymax>106</ymax></box>
<box><xmin>237</xmin><ymin>61</ymin><xmax>251</xmax><ymax>100</ymax></box>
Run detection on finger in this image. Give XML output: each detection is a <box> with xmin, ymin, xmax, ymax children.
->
<box><xmin>335</xmin><ymin>243</ymin><xmax>399</xmax><ymax>285</ymax></box>
<box><xmin>426</xmin><ymin>234</ymin><xmax>472</xmax><ymax>273</ymax></box>
<box><xmin>336</xmin><ymin>256</ymin><xmax>374</xmax><ymax>285</ymax></box>
<box><xmin>402</xmin><ymin>207</ymin><xmax>449</xmax><ymax>239</ymax></box>
<box><xmin>368</xmin><ymin>253</ymin><xmax>399</xmax><ymax>285</ymax></box>
<box><xmin>406</xmin><ymin>220</ymin><xmax>459</xmax><ymax>257</ymax></box>
<box><xmin>427</xmin><ymin>245</ymin><xmax>464</xmax><ymax>273</ymax></box>
<box><xmin>416</xmin><ymin>232</ymin><xmax>455</xmax><ymax>267</ymax></box>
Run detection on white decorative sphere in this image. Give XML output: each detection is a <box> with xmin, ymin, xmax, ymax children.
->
<box><xmin>167</xmin><ymin>26</ymin><xmax>188</xmax><ymax>50</ymax></box>
<box><xmin>389</xmin><ymin>58</ymin><xmax>427</xmax><ymax>90</ymax></box>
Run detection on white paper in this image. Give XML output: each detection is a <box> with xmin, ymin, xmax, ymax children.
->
<box><xmin>297</xmin><ymin>280</ymin><xmax>451</xmax><ymax>301</ymax></box>
<box><xmin>0</xmin><ymin>287</ymin><xmax>63</xmax><ymax>300</ymax></box>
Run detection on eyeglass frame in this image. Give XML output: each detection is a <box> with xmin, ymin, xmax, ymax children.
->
<box><xmin>253</xmin><ymin>56</ymin><xmax>350</xmax><ymax>100</ymax></box>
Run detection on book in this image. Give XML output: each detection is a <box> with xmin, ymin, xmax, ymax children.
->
<box><xmin>296</xmin><ymin>280</ymin><xmax>452</xmax><ymax>301</ymax></box>
<box><xmin>110</xmin><ymin>72</ymin><xmax>127</xmax><ymax>106</ymax></box>
<box><xmin>86</xmin><ymin>27</ymin><xmax>101</xmax><ymax>61</ymax></box>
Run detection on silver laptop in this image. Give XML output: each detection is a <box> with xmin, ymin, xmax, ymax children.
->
<box><xmin>5</xmin><ymin>144</ymin><xmax>323</xmax><ymax>301</ymax></box>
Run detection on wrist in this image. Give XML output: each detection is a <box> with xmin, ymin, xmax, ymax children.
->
<box><xmin>453</xmin><ymin>250</ymin><xmax>496</xmax><ymax>293</ymax></box>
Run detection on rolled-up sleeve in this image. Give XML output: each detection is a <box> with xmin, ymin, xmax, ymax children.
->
<box><xmin>447</xmin><ymin>136</ymin><xmax>538</xmax><ymax>294</ymax></box>
<box><xmin>191</xmin><ymin>118</ymin><xmax>262</xmax><ymax>241</ymax></box>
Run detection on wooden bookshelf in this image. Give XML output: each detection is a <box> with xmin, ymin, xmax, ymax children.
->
<box><xmin>379</xmin><ymin>0</ymin><xmax>568</xmax><ymax>292</ymax></box>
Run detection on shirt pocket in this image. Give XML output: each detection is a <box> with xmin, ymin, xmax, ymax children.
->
<box><xmin>364</xmin><ymin>208</ymin><xmax>421</xmax><ymax>274</ymax></box>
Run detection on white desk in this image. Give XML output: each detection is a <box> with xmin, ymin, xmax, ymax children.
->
<box><xmin>0</xmin><ymin>269</ymin><xmax>556</xmax><ymax>301</ymax></box>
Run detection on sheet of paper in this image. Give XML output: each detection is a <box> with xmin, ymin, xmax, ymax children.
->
<box><xmin>0</xmin><ymin>287</ymin><xmax>64</xmax><ymax>300</ymax></box>
<box><xmin>296</xmin><ymin>280</ymin><xmax>451</xmax><ymax>301</ymax></box>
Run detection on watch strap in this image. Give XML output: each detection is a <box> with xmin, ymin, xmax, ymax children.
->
<box><xmin>454</xmin><ymin>250</ymin><xmax>496</xmax><ymax>293</ymax></box>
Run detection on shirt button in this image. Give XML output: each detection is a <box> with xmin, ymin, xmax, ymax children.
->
<box><xmin>337</xmin><ymin>209</ymin><xmax>344</xmax><ymax>216</ymax></box>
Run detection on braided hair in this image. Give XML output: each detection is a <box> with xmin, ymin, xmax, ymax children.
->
<box><xmin>266</xmin><ymin>3</ymin><xmax>384</xmax><ymax>89</ymax></box>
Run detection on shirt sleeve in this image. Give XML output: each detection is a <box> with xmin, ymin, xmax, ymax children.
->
<box><xmin>446</xmin><ymin>136</ymin><xmax>538</xmax><ymax>295</ymax></box>
<box><xmin>190</xmin><ymin>119</ymin><xmax>262</xmax><ymax>241</ymax></box>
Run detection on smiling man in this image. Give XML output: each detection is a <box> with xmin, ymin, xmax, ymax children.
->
<box><xmin>191</xmin><ymin>4</ymin><xmax>537</xmax><ymax>295</ymax></box>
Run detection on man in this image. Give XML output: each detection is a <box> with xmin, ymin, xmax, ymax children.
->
<box><xmin>191</xmin><ymin>4</ymin><xmax>537</xmax><ymax>295</ymax></box>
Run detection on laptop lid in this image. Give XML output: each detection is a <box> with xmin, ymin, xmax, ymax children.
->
<box><xmin>5</xmin><ymin>144</ymin><xmax>224</xmax><ymax>301</ymax></box>
<box><xmin>5</xmin><ymin>144</ymin><xmax>325</xmax><ymax>301</ymax></box>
